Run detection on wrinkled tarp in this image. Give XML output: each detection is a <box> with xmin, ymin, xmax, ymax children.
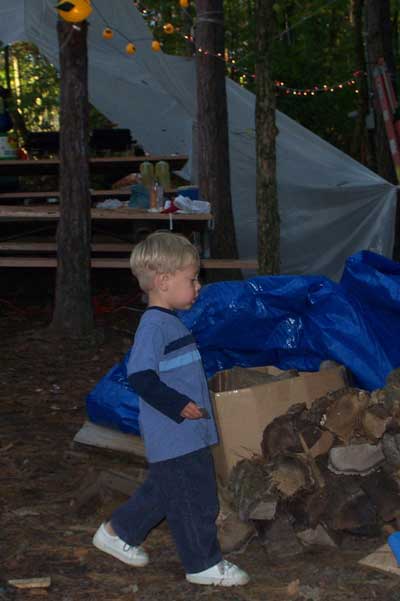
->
<box><xmin>0</xmin><ymin>0</ymin><xmax>396</xmax><ymax>280</ymax></box>
<box><xmin>87</xmin><ymin>353</ymin><xmax>140</xmax><ymax>435</ymax></box>
<box><xmin>87</xmin><ymin>251</ymin><xmax>400</xmax><ymax>434</ymax></box>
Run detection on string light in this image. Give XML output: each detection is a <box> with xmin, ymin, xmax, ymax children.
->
<box><xmin>163</xmin><ymin>23</ymin><xmax>175</xmax><ymax>34</ymax></box>
<box><xmin>91</xmin><ymin>0</ymin><xmax>163</xmax><ymax>54</ymax></box>
<box><xmin>275</xmin><ymin>78</ymin><xmax>360</xmax><ymax>96</ymax></box>
<box><xmin>89</xmin><ymin>0</ymin><xmax>363</xmax><ymax>95</ymax></box>
<box><xmin>126</xmin><ymin>42</ymin><xmax>136</xmax><ymax>54</ymax></box>
<box><xmin>102</xmin><ymin>27</ymin><xmax>113</xmax><ymax>39</ymax></box>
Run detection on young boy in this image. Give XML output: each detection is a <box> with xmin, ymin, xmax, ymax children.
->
<box><xmin>93</xmin><ymin>231</ymin><xmax>249</xmax><ymax>587</ymax></box>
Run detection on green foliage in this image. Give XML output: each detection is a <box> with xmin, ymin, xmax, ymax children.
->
<box><xmin>268</xmin><ymin>0</ymin><xmax>358</xmax><ymax>151</ymax></box>
<box><xmin>0</xmin><ymin>42</ymin><xmax>60</xmax><ymax>132</ymax></box>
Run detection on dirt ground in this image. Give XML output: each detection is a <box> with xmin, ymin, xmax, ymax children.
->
<box><xmin>1</xmin><ymin>292</ymin><xmax>400</xmax><ymax>601</ymax></box>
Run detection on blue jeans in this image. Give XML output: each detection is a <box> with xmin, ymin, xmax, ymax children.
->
<box><xmin>110</xmin><ymin>447</ymin><xmax>222</xmax><ymax>574</ymax></box>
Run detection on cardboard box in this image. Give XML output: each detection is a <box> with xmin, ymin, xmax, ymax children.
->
<box><xmin>209</xmin><ymin>365</ymin><xmax>348</xmax><ymax>484</ymax></box>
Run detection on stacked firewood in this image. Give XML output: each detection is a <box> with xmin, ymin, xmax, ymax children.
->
<box><xmin>222</xmin><ymin>367</ymin><xmax>400</xmax><ymax>557</ymax></box>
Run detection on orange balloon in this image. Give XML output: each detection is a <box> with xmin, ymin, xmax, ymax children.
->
<box><xmin>57</xmin><ymin>0</ymin><xmax>92</xmax><ymax>23</ymax></box>
<box><xmin>180</xmin><ymin>0</ymin><xmax>189</xmax><ymax>7</ymax></box>
<box><xmin>126</xmin><ymin>42</ymin><xmax>136</xmax><ymax>54</ymax></box>
<box><xmin>152</xmin><ymin>40</ymin><xmax>161</xmax><ymax>52</ymax></box>
<box><xmin>163</xmin><ymin>23</ymin><xmax>175</xmax><ymax>34</ymax></box>
<box><xmin>102</xmin><ymin>28</ymin><xmax>114</xmax><ymax>39</ymax></box>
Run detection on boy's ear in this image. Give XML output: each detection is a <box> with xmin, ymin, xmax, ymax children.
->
<box><xmin>155</xmin><ymin>272</ymin><xmax>170</xmax><ymax>291</ymax></box>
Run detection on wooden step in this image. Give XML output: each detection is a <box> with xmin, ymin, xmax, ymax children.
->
<box><xmin>0</xmin><ymin>190</ymin><xmax>130</xmax><ymax>200</ymax></box>
<box><xmin>0</xmin><ymin>205</ymin><xmax>212</xmax><ymax>222</ymax></box>
<box><xmin>0</xmin><ymin>241</ymin><xmax>133</xmax><ymax>252</ymax></box>
<box><xmin>0</xmin><ymin>256</ymin><xmax>258</xmax><ymax>270</ymax></box>
<box><xmin>0</xmin><ymin>188</ymin><xmax>176</xmax><ymax>201</ymax></box>
<box><xmin>0</xmin><ymin>154</ymin><xmax>188</xmax><ymax>176</ymax></box>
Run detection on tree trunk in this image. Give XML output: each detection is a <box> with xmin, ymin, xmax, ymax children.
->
<box><xmin>51</xmin><ymin>19</ymin><xmax>94</xmax><ymax>336</ymax></box>
<box><xmin>195</xmin><ymin>0</ymin><xmax>239</xmax><ymax>280</ymax></box>
<box><xmin>255</xmin><ymin>0</ymin><xmax>280</xmax><ymax>275</ymax></box>
<box><xmin>350</xmin><ymin>0</ymin><xmax>373</xmax><ymax>168</ymax></box>
<box><xmin>366</xmin><ymin>0</ymin><xmax>397</xmax><ymax>184</ymax></box>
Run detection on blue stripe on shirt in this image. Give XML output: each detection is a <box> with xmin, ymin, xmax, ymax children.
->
<box><xmin>159</xmin><ymin>349</ymin><xmax>201</xmax><ymax>372</ymax></box>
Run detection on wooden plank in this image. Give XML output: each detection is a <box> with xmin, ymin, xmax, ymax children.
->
<box><xmin>0</xmin><ymin>188</ymin><xmax>177</xmax><ymax>201</ymax></box>
<box><xmin>0</xmin><ymin>205</ymin><xmax>211</xmax><ymax>221</ymax></box>
<box><xmin>8</xmin><ymin>577</ymin><xmax>51</xmax><ymax>589</ymax></box>
<box><xmin>0</xmin><ymin>242</ymin><xmax>134</xmax><ymax>252</ymax></box>
<box><xmin>359</xmin><ymin>543</ymin><xmax>400</xmax><ymax>576</ymax></box>
<box><xmin>0</xmin><ymin>256</ymin><xmax>258</xmax><ymax>269</ymax></box>
<box><xmin>0</xmin><ymin>189</ymin><xmax>128</xmax><ymax>200</ymax></box>
<box><xmin>0</xmin><ymin>154</ymin><xmax>188</xmax><ymax>176</ymax></box>
<box><xmin>73</xmin><ymin>421</ymin><xmax>146</xmax><ymax>457</ymax></box>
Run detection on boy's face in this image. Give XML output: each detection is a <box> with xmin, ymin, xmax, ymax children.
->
<box><xmin>159</xmin><ymin>263</ymin><xmax>201</xmax><ymax>310</ymax></box>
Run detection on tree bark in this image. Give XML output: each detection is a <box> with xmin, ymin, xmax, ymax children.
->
<box><xmin>255</xmin><ymin>0</ymin><xmax>280</xmax><ymax>275</ymax></box>
<box><xmin>195</xmin><ymin>0</ymin><xmax>239</xmax><ymax>280</ymax></box>
<box><xmin>366</xmin><ymin>0</ymin><xmax>397</xmax><ymax>184</ymax></box>
<box><xmin>51</xmin><ymin>20</ymin><xmax>94</xmax><ymax>336</ymax></box>
<box><xmin>350</xmin><ymin>0</ymin><xmax>373</xmax><ymax>168</ymax></box>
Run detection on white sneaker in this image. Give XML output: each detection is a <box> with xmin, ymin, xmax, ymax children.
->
<box><xmin>186</xmin><ymin>559</ymin><xmax>249</xmax><ymax>586</ymax></box>
<box><xmin>92</xmin><ymin>523</ymin><xmax>149</xmax><ymax>567</ymax></box>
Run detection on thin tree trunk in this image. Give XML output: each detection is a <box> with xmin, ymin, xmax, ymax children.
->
<box><xmin>255</xmin><ymin>0</ymin><xmax>280</xmax><ymax>275</ymax></box>
<box><xmin>350</xmin><ymin>0</ymin><xmax>373</xmax><ymax>168</ymax></box>
<box><xmin>51</xmin><ymin>19</ymin><xmax>94</xmax><ymax>336</ymax></box>
<box><xmin>366</xmin><ymin>0</ymin><xmax>397</xmax><ymax>184</ymax></box>
<box><xmin>195</xmin><ymin>0</ymin><xmax>239</xmax><ymax>280</ymax></box>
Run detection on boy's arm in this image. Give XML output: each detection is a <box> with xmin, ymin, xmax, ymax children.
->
<box><xmin>127</xmin><ymin>322</ymin><xmax>194</xmax><ymax>423</ymax></box>
<box><xmin>128</xmin><ymin>369</ymin><xmax>192</xmax><ymax>423</ymax></box>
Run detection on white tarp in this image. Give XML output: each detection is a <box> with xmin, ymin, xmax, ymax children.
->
<box><xmin>0</xmin><ymin>0</ymin><xmax>397</xmax><ymax>280</ymax></box>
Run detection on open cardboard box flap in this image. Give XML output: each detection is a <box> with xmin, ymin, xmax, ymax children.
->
<box><xmin>209</xmin><ymin>365</ymin><xmax>348</xmax><ymax>484</ymax></box>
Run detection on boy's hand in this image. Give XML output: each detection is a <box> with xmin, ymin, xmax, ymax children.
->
<box><xmin>180</xmin><ymin>402</ymin><xmax>204</xmax><ymax>420</ymax></box>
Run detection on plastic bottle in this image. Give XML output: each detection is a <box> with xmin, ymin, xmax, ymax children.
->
<box><xmin>149</xmin><ymin>180</ymin><xmax>158</xmax><ymax>211</ymax></box>
<box><xmin>156</xmin><ymin>181</ymin><xmax>164</xmax><ymax>210</ymax></box>
<box><xmin>140</xmin><ymin>161</ymin><xmax>154</xmax><ymax>187</ymax></box>
<box><xmin>155</xmin><ymin>160</ymin><xmax>171</xmax><ymax>191</ymax></box>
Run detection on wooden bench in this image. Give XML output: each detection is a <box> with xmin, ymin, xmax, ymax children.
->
<box><xmin>0</xmin><ymin>256</ymin><xmax>257</xmax><ymax>270</ymax></box>
<box><xmin>0</xmin><ymin>189</ymin><xmax>131</xmax><ymax>202</ymax></box>
<box><xmin>0</xmin><ymin>154</ymin><xmax>258</xmax><ymax>272</ymax></box>
<box><xmin>0</xmin><ymin>205</ymin><xmax>211</xmax><ymax>222</ymax></box>
<box><xmin>0</xmin><ymin>245</ymin><xmax>257</xmax><ymax>270</ymax></box>
<box><xmin>0</xmin><ymin>155</ymin><xmax>188</xmax><ymax>177</ymax></box>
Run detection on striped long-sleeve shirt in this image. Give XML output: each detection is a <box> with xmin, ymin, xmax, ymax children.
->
<box><xmin>127</xmin><ymin>306</ymin><xmax>218</xmax><ymax>463</ymax></box>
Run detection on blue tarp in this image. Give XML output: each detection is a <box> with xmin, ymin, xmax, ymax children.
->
<box><xmin>86</xmin><ymin>251</ymin><xmax>400</xmax><ymax>434</ymax></box>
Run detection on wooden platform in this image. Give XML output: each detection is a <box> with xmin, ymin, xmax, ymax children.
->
<box><xmin>73</xmin><ymin>421</ymin><xmax>146</xmax><ymax>457</ymax></box>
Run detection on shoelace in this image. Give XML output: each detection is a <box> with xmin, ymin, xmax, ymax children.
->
<box><xmin>218</xmin><ymin>559</ymin><xmax>235</xmax><ymax>575</ymax></box>
<box><xmin>123</xmin><ymin>543</ymin><xmax>138</xmax><ymax>555</ymax></box>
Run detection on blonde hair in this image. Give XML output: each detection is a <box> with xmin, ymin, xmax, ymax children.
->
<box><xmin>130</xmin><ymin>231</ymin><xmax>200</xmax><ymax>291</ymax></box>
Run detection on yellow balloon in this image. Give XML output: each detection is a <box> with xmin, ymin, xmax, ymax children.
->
<box><xmin>163</xmin><ymin>23</ymin><xmax>175</xmax><ymax>34</ymax></box>
<box><xmin>126</xmin><ymin>42</ymin><xmax>136</xmax><ymax>55</ymax></box>
<box><xmin>152</xmin><ymin>40</ymin><xmax>161</xmax><ymax>52</ymax></box>
<box><xmin>56</xmin><ymin>0</ymin><xmax>92</xmax><ymax>23</ymax></box>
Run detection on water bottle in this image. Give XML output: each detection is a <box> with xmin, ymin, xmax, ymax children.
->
<box><xmin>149</xmin><ymin>180</ymin><xmax>158</xmax><ymax>211</ymax></box>
<box><xmin>156</xmin><ymin>181</ymin><xmax>164</xmax><ymax>210</ymax></box>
